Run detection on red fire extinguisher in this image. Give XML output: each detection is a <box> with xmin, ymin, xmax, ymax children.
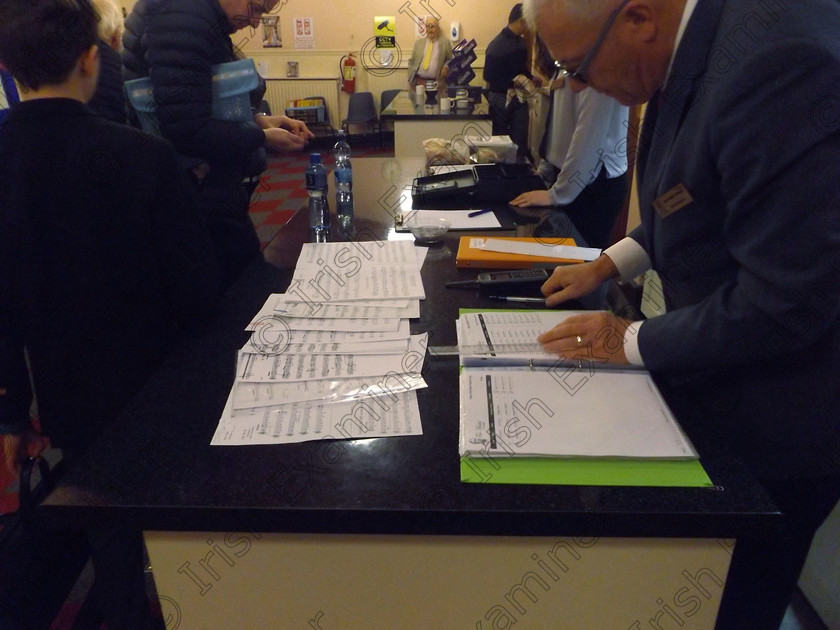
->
<box><xmin>340</xmin><ymin>53</ymin><xmax>356</xmax><ymax>93</ymax></box>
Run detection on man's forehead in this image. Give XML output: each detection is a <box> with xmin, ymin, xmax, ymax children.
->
<box><xmin>536</xmin><ymin>11</ymin><xmax>589</xmax><ymax>58</ymax></box>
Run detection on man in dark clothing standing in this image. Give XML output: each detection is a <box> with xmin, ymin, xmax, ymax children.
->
<box><xmin>123</xmin><ymin>0</ymin><xmax>313</xmax><ymax>286</ymax></box>
<box><xmin>0</xmin><ymin>0</ymin><xmax>220</xmax><ymax>626</ymax></box>
<box><xmin>483</xmin><ymin>3</ymin><xmax>541</xmax><ymax>159</ymax></box>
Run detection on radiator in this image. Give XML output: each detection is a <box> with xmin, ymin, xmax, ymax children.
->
<box><xmin>264</xmin><ymin>78</ymin><xmax>340</xmax><ymax>127</ymax></box>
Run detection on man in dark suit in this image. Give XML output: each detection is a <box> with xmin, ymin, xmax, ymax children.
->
<box><xmin>0</xmin><ymin>0</ymin><xmax>219</xmax><ymax>625</ymax></box>
<box><xmin>524</xmin><ymin>0</ymin><xmax>840</xmax><ymax>628</ymax></box>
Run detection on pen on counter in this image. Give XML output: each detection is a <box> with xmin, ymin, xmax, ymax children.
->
<box><xmin>445</xmin><ymin>279</ymin><xmax>478</xmax><ymax>288</ymax></box>
<box><xmin>468</xmin><ymin>208</ymin><xmax>493</xmax><ymax>218</ymax></box>
<box><xmin>488</xmin><ymin>296</ymin><xmax>546</xmax><ymax>304</ymax></box>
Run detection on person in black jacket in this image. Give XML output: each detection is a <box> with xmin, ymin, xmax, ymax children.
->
<box><xmin>483</xmin><ymin>3</ymin><xmax>541</xmax><ymax>158</ymax></box>
<box><xmin>0</xmin><ymin>0</ymin><xmax>219</xmax><ymax>625</ymax></box>
<box><xmin>123</xmin><ymin>0</ymin><xmax>314</xmax><ymax>286</ymax></box>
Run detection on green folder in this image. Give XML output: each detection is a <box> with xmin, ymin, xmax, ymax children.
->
<box><xmin>457</xmin><ymin>309</ymin><xmax>714</xmax><ymax>487</ymax></box>
<box><xmin>460</xmin><ymin>454</ymin><xmax>714</xmax><ymax>487</ymax></box>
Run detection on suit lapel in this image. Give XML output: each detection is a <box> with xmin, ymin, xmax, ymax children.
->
<box><xmin>638</xmin><ymin>0</ymin><xmax>726</xmax><ymax>213</ymax></box>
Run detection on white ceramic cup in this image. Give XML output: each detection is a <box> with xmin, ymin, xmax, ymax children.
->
<box><xmin>440</xmin><ymin>97</ymin><xmax>451</xmax><ymax>111</ymax></box>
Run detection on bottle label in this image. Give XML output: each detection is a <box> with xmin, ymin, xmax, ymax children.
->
<box><xmin>305</xmin><ymin>166</ymin><xmax>327</xmax><ymax>190</ymax></box>
<box><xmin>335</xmin><ymin>167</ymin><xmax>352</xmax><ymax>185</ymax></box>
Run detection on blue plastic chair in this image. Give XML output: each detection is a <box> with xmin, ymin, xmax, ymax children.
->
<box><xmin>341</xmin><ymin>92</ymin><xmax>381</xmax><ymax>145</ymax></box>
<box><xmin>380</xmin><ymin>89</ymin><xmax>402</xmax><ymax>112</ymax></box>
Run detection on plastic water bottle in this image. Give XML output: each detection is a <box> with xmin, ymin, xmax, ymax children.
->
<box><xmin>305</xmin><ymin>153</ymin><xmax>330</xmax><ymax>242</ymax></box>
<box><xmin>333</xmin><ymin>130</ymin><xmax>354</xmax><ymax>237</ymax></box>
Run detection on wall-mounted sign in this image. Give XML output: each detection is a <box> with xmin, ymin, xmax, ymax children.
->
<box><xmin>374</xmin><ymin>16</ymin><xmax>395</xmax><ymax>48</ymax></box>
<box><xmin>262</xmin><ymin>16</ymin><xmax>281</xmax><ymax>48</ymax></box>
<box><xmin>293</xmin><ymin>17</ymin><xmax>314</xmax><ymax>49</ymax></box>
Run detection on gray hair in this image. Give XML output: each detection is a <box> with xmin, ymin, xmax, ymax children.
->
<box><xmin>91</xmin><ymin>0</ymin><xmax>122</xmax><ymax>42</ymax></box>
<box><xmin>523</xmin><ymin>0</ymin><xmax>616</xmax><ymax>30</ymax></box>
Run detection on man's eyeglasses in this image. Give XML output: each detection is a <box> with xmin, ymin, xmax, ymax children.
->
<box><xmin>554</xmin><ymin>0</ymin><xmax>632</xmax><ymax>85</ymax></box>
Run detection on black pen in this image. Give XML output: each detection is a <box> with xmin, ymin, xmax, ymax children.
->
<box><xmin>488</xmin><ymin>296</ymin><xmax>546</xmax><ymax>304</ymax></box>
<box><xmin>468</xmin><ymin>208</ymin><xmax>492</xmax><ymax>218</ymax></box>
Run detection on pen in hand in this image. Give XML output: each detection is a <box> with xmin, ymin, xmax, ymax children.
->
<box><xmin>468</xmin><ymin>208</ymin><xmax>493</xmax><ymax>218</ymax></box>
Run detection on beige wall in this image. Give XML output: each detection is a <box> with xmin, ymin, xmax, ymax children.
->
<box><xmin>243</xmin><ymin>0</ymin><xmax>511</xmax><ymax>54</ymax></box>
<box><xmin>117</xmin><ymin>0</ymin><xmax>513</xmax><ymax>56</ymax></box>
<box><xmin>117</xmin><ymin>0</ymin><xmax>515</xmax><ymax>121</ymax></box>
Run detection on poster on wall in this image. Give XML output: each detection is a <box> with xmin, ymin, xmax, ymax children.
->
<box><xmin>373</xmin><ymin>15</ymin><xmax>396</xmax><ymax>67</ymax></box>
<box><xmin>262</xmin><ymin>16</ymin><xmax>282</xmax><ymax>47</ymax></box>
<box><xmin>374</xmin><ymin>16</ymin><xmax>395</xmax><ymax>48</ymax></box>
<box><xmin>293</xmin><ymin>17</ymin><xmax>314</xmax><ymax>49</ymax></box>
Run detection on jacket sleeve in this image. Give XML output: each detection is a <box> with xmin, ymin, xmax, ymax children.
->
<box><xmin>407</xmin><ymin>39</ymin><xmax>421</xmax><ymax>83</ymax></box>
<box><xmin>142</xmin><ymin>133</ymin><xmax>221</xmax><ymax>325</ymax></box>
<box><xmin>639</xmin><ymin>41</ymin><xmax>840</xmax><ymax>371</ymax></box>
<box><xmin>547</xmin><ymin>89</ymin><xmax>623</xmax><ymax>205</ymax></box>
<box><xmin>0</xmin><ymin>341</ymin><xmax>33</xmax><ymax>436</ymax></box>
<box><xmin>142</xmin><ymin>0</ymin><xmax>265</xmax><ymax>165</ymax></box>
<box><xmin>0</xmin><ymin>231</ymin><xmax>33</xmax><ymax>436</ymax></box>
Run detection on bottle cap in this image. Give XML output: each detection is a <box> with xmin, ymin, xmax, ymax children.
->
<box><xmin>309</xmin><ymin>153</ymin><xmax>321</xmax><ymax>163</ymax></box>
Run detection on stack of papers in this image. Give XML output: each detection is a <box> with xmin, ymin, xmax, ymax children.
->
<box><xmin>456</xmin><ymin>310</ymin><xmax>713</xmax><ymax>487</ymax></box>
<box><xmin>456</xmin><ymin>311</ymin><xmax>696</xmax><ymax>459</ymax></box>
<box><xmin>211</xmin><ymin>241</ymin><xmax>429</xmax><ymax>446</ymax></box>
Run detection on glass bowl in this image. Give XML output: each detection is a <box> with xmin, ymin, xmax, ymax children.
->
<box><xmin>408</xmin><ymin>217</ymin><xmax>451</xmax><ymax>245</ymax></box>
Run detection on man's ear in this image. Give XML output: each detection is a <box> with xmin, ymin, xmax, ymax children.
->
<box><xmin>618</xmin><ymin>1</ymin><xmax>658</xmax><ymax>45</ymax></box>
<box><xmin>78</xmin><ymin>44</ymin><xmax>99</xmax><ymax>77</ymax></box>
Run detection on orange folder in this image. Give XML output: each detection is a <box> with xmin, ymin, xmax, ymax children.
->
<box><xmin>455</xmin><ymin>236</ymin><xmax>582</xmax><ymax>269</ymax></box>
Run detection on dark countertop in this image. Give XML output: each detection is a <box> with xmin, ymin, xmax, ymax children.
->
<box><xmin>381</xmin><ymin>90</ymin><xmax>490</xmax><ymax>121</ymax></box>
<box><xmin>39</xmin><ymin>158</ymin><xmax>779</xmax><ymax>538</ymax></box>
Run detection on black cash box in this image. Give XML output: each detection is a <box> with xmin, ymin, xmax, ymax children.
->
<box><xmin>411</xmin><ymin>163</ymin><xmax>545</xmax><ymax>204</ymax></box>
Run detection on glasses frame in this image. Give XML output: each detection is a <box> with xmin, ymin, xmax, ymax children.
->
<box><xmin>554</xmin><ymin>0</ymin><xmax>632</xmax><ymax>85</ymax></box>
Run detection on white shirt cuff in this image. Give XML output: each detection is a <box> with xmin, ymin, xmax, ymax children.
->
<box><xmin>604</xmin><ymin>237</ymin><xmax>651</xmax><ymax>281</ymax></box>
<box><xmin>623</xmin><ymin>320</ymin><xmax>646</xmax><ymax>366</ymax></box>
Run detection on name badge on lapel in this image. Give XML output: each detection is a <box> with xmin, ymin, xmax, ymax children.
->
<box><xmin>653</xmin><ymin>183</ymin><xmax>694</xmax><ymax>219</ymax></box>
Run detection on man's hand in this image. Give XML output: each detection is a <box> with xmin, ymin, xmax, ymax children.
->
<box><xmin>537</xmin><ymin>311</ymin><xmax>631</xmax><ymax>365</ymax></box>
<box><xmin>276</xmin><ymin>115</ymin><xmax>315</xmax><ymax>140</ymax></box>
<box><xmin>264</xmin><ymin>127</ymin><xmax>307</xmax><ymax>153</ymax></box>
<box><xmin>509</xmin><ymin>190</ymin><xmax>551</xmax><ymax>208</ymax></box>
<box><xmin>541</xmin><ymin>255</ymin><xmax>619</xmax><ymax>307</ymax></box>
<box><xmin>257</xmin><ymin>115</ymin><xmax>315</xmax><ymax>141</ymax></box>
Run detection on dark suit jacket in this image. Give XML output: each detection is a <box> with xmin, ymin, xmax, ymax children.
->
<box><xmin>632</xmin><ymin>0</ymin><xmax>840</xmax><ymax>478</ymax></box>
<box><xmin>0</xmin><ymin>98</ymin><xmax>219</xmax><ymax>453</ymax></box>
